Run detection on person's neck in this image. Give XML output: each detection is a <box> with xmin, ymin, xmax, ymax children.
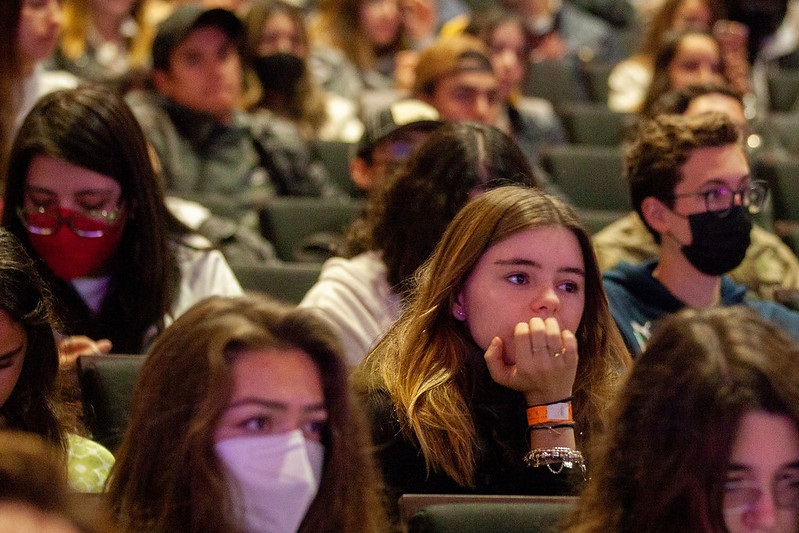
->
<box><xmin>653</xmin><ymin>243</ymin><xmax>722</xmax><ymax>308</ymax></box>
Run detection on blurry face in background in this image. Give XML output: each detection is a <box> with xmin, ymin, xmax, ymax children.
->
<box><xmin>669</xmin><ymin>34</ymin><xmax>724</xmax><ymax>90</ymax></box>
<box><xmin>427</xmin><ymin>70</ymin><xmax>501</xmax><ymax>125</ymax></box>
<box><xmin>258</xmin><ymin>11</ymin><xmax>306</xmax><ymax>58</ymax></box>
<box><xmin>672</xmin><ymin>0</ymin><xmax>714</xmax><ymax>31</ymax></box>
<box><xmin>723</xmin><ymin>411</ymin><xmax>799</xmax><ymax>533</ymax></box>
<box><xmin>489</xmin><ymin>20</ymin><xmax>527</xmax><ymax>101</ymax></box>
<box><xmin>359</xmin><ymin>0</ymin><xmax>401</xmax><ymax>48</ymax></box>
<box><xmin>155</xmin><ymin>26</ymin><xmax>242</xmax><ymax>124</ymax></box>
<box><xmin>17</xmin><ymin>0</ymin><xmax>62</xmax><ymax>71</ymax></box>
<box><xmin>90</xmin><ymin>0</ymin><xmax>136</xmax><ymax>21</ymax></box>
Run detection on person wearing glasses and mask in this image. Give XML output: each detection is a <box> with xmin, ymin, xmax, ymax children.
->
<box><xmin>602</xmin><ymin>112</ymin><xmax>799</xmax><ymax>355</ymax></box>
<box><xmin>2</xmin><ymin>85</ymin><xmax>242</xmax><ymax>365</ymax></box>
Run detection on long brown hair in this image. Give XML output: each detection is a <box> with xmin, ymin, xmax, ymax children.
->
<box><xmin>355</xmin><ymin>185</ymin><xmax>631</xmax><ymax>487</ymax></box>
<box><xmin>0</xmin><ymin>0</ymin><xmax>24</xmax><ymax>181</ymax></box>
<box><xmin>565</xmin><ymin>306</ymin><xmax>799</xmax><ymax>532</ymax></box>
<box><xmin>108</xmin><ymin>294</ymin><xmax>387</xmax><ymax>532</ymax></box>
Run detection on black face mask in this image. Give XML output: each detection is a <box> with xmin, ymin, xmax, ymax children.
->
<box><xmin>253</xmin><ymin>53</ymin><xmax>305</xmax><ymax>94</ymax></box>
<box><xmin>681</xmin><ymin>205</ymin><xmax>752</xmax><ymax>276</ymax></box>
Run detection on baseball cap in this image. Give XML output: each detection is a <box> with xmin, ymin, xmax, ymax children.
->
<box><xmin>413</xmin><ymin>35</ymin><xmax>493</xmax><ymax>96</ymax></box>
<box><xmin>152</xmin><ymin>6</ymin><xmax>244</xmax><ymax>71</ymax></box>
<box><xmin>356</xmin><ymin>99</ymin><xmax>442</xmax><ymax>159</ymax></box>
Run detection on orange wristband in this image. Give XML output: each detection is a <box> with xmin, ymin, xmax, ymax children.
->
<box><xmin>526</xmin><ymin>401</ymin><xmax>573</xmax><ymax>426</ymax></box>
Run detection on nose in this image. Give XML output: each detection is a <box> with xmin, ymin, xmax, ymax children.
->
<box><xmin>48</xmin><ymin>0</ymin><xmax>63</xmax><ymax>28</ymax></box>
<box><xmin>530</xmin><ymin>286</ymin><xmax>560</xmax><ymax>317</ymax></box>
<box><xmin>742</xmin><ymin>492</ymin><xmax>779</xmax><ymax>530</ymax></box>
<box><xmin>275</xmin><ymin>36</ymin><xmax>294</xmax><ymax>54</ymax></box>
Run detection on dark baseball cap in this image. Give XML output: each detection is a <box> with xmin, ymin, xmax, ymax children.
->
<box><xmin>152</xmin><ymin>6</ymin><xmax>244</xmax><ymax>71</ymax></box>
<box><xmin>356</xmin><ymin>99</ymin><xmax>442</xmax><ymax>159</ymax></box>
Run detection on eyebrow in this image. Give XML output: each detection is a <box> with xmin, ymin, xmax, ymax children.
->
<box><xmin>494</xmin><ymin>258</ymin><xmax>585</xmax><ymax>277</ymax></box>
<box><xmin>0</xmin><ymin>344</ymin><xmax>25</xmax><ymax>363</ymax></box>
<box><xmin>226</xmin><ymin>397</ymin><xmax>327</xmax><ymax>412</ymax></box>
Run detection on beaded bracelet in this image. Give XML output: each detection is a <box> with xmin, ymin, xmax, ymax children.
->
<box><xmin>524</xmin><ymin>447</ymin><xmax>586</xmax><ymax>479</ymax></box>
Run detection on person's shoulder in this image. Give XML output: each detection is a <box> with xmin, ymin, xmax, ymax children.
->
<box><xmin>66</xmin><ymin>434</ymin><xmax>114</xmax><ymax>493</ymax></box>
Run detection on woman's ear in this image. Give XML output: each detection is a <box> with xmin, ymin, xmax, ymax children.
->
<box><xmin>451</xmin><ymin>294</ymin><xmax>466</xmax><ymax>321</ymax></box>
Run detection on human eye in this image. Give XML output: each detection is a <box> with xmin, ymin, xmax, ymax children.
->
<box><xmin>506</xmin><ymin>272</ymin><xmax>529</xmax><ymax>285</ymax></box>
<box><xmin>557</xmin><ymin>279</ymin><xmax>582</xmax><ymax>294</ymax></box>
<box><xmin>302</xmin><ymin>418</ymin><xmax>328</xmax><ymax>441</ymax></box>
<box><xmin>239</xmin><ymin>415</ymin><xmax>273</xmax><ymax>433</ymax></box>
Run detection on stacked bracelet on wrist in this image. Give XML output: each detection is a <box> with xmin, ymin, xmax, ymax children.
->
<box><xmin>524</xmin><ymin>447</ymin><xmax>586</xmax><ymax>479</ymax></box>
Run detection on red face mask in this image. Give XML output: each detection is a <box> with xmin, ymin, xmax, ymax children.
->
<box><xmin>27</xmin><ymin>208</ymin><xmax>126</xmax><ymax>280</ymax></box>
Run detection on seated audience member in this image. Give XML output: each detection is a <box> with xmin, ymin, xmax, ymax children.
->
<box><xmin>608</xmin><ymin>0</ymin><xmax>749</xmax><ymax>113</ymax></box>
<box><xmin>126</xmin><ymin>5</ymin><xmax>337</xmax><ymax>224</ymax></box>
<box><xmin>464</xmin><ymin>9</ymin><xmax>569</xmax><ymax>169</ymax></box>
<box><xmin>638</xmin><ymin>28</ymin><xmax>738</xmax><ymax>117</ymax></box>
<box><xmin>410</xmin><ymin>34</ymin><xmax>566</xmax><ymax>197</ymax></box>
<box><xmin>602</xmin><ymin>112</ymin><xmax>799</xmax><ymax>355</ymax></box>
<box><xmin>0</xmin><ymin>430</ymin><xmax>116</xmax><ymax>531</ymax></box>
<box><xmin>241</xmin><ymin>0</ymin><xmax>363</xmax><ymax>143</ymax></box>
<box><xmin>442</xmin><ymin>0</ymin><xmax>625</xmax><ymax>65</ymax></box>
<box><xmin>1</xmin><ymin>0</ymin><xmax>77</xmax><ymax>175</ymax></box>
<box><xmin>2</xmin><ymin>85</ymin><xmax>242</xmax><ymax>363</ymax></box>
<box><xmin>350</xmin><ymin>98</ymin><xmax>441</xmax><ymax>197</ymax></box>
<box><xmin>594</xmin><ymin>83</ymin><xmax>799</xmax><ymax>303</ymax></box>
<box><xmin>307</xmin><ymin>0</ymin><xmax>437</xmax><ymax>101</ymax></box>
<box><xmin>107</xmin><ymin>294</ymin><xmax>387</xmax><ymax>532</ymax></box>
<box><xmin>50</xmin><ymin>0</ymin><xmax>158</xmax><ymax>82</ymax></box>
<box><xmin>352</xmin><ymin>186</ymin><xmax>631</xmax><ymax>521</ymax></box>
<box><xmin>301</xmin><ymin>122</ymin><xmax>539</xmax><ymax>365</ymax></box>
<box><xmin>0</xmin><ymin>229</ymin><xmax>114</xmax><ymax>493</ymax></box>
<box><xmin>412</xmin><ymin>35</ymin><xmax>501</xmax><ymax>125</ymax></box>
<box><xmin>564</xmin><ymin>305</ymin><xmax>799</xmax><ymax>532</ymax></box>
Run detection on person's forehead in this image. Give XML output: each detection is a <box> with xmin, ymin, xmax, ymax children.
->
<box><xmin>677</xmin><ymin>143</ymin><xmax>749</xmax><ymax>187</ymax></box>
<box><xmin>174</xmin><ymin>25</ymin><xmax>235</xmax><ymax>52</ymax></box>
<box><xmin>439</xmin><ymin>70</ymin><xmax>498</xmax><ymax>91</ymax></box>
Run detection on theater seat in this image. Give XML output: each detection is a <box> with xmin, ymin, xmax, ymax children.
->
<box><xmin>230</xmin><ymin>261</ymin><xmax>322</xmax><ymax>305</ymax></box>
<box><xmin>77</xmin><ymin>354</ymin><xmax>145</xmax><ymax>452</ymax></box>
<box><xmin>406</xmin><ymin>499</ymin><xmax>575</xmax><ymax>533</ymax></box>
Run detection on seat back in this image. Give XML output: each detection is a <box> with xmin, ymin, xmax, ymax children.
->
<box><xmin>259</xmin><ymin>197</ymin><xmax>364</xmax><ymax>262</ymax></box>
<box><xmin>767</xmin><ymin>68</ymin><xmax>799</xmax><ymax>112</ymax></box>
<box><xmin>77</xmin><ymin>354</ymin><xmax>146</xmax><ymax>452</ymax></box>
<box><xmin>403</xmin><ymin>496</ymin><xmax>576</xmax><ymax>533</ymax></box>
<box><xmin>580</xmin><ymin>61</ymin><xmax>615</xmax><ymax>104</ymax></box>
<box><xmin>313</xmin><ymin>140</ymin><xmax>363</xmax><ymax>198</ymax></box>
<box><xmin>556</xmin><ymin>102</ymin><xmax>633</xmax><ymax>146</ymax></box>
<box><xmin>230</xmin><ymin>261</ymin><xmax>323</xmax><ymax>304</ymax></box>
<box><xmin>522</xmin><ymin>59</ymin><xmax>589</xmax><ymax>104</ymax></box>
<box><xmin>540</xmin><ymin>145</ymin><xmax>630</xmax><ymax>211</ymax></box>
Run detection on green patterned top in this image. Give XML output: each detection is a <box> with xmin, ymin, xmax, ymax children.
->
<box><xmin>66</xmin><ymin>434</ymin><xmax>115</xmax><ymax>493</ymax></box>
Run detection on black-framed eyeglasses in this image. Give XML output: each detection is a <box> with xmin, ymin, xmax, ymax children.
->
<box><xmin>723</xmin><ymin>467</ymin><xmax>799</xmax><ymax>514</ymax></box>
<box><xmin>17</xmin><ymin>205</ymin><xmax>123</xmax><ymax>238</ymax></box>
<box><xmin>672</xmin><ymin>180</ymin><xmax>769</xmax><ymax>217</ymax></box>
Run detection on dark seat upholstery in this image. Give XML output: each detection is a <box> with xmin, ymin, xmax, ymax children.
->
<box><xmin>77</xmin><ymin>354</ymin><xmax>145</xmax><ymax>452</ymax></box>
<box><xmin>230</xmin><ymin>261</ymin><xmax>322</xmax><ymax>304</ymax></box>
<box><xmin>402</xmin><ymin>495</ymin><xmax>576</xmax><ymax>533</ymax></box>
<box><xmin>258</xmin><ymin>197</ymin><xmax>364</xmax><ymax>262</ymax></box>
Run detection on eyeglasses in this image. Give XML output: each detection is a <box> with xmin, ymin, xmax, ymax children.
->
<box><xmin>17</xmin><ymin>205</ymin><xmax>123</xmax><ymax>238</ymax></box>
<box><xmin>723</xmin><ymin>469</ymin><xmax>799</xmax><ymax>514</ymax></box>
<box><xmin>673</xmin><ymin>180</ymin><xmax>769</xmax><ymax>217</ymax></box>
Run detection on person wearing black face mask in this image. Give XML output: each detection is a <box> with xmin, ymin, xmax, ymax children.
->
<box><xmin>601</xmin><ymin>111</ymin><xmax>799</xmax><ymax>356</ymax></box>
<box><xmin>242</xmin><ymin>0</ymin><xmax>364</xmax><ymax>143</ymax></box>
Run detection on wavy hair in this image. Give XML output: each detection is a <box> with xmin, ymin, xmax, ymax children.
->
<box><xmin>565</xmin><ymin>306</ymin><xmax>799</xmax><ymax>532</ymax></box>
<box><xmin>355</xmin><ymin>185</ymin><xmax>631</xmax><ymax>487</ymax></box>
<box><xmin>0</xmin><ymin>228</ymin><xmax>65</xmax><ymax>450</ymax></box>
<box><xmin>108</xmin><ymin>294</ymin><xmax>387</xmax><ymax>532</ymax></box>
<box><xmin>341</xmin><ymin>121</ymin><xmax>541</xmax><ymax>293</ymax></box>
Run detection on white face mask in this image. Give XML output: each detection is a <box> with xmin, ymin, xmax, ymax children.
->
<box><xmin>215</xmin><ymin>430</ymin><xmax>325</xmax><ymax>533</ymax></box>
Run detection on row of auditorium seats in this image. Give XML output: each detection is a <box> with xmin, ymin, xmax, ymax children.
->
<box><xmin>76</xmin><ymin>352</ymin><xmax>575</xmax><ymax>531</ymax></box>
